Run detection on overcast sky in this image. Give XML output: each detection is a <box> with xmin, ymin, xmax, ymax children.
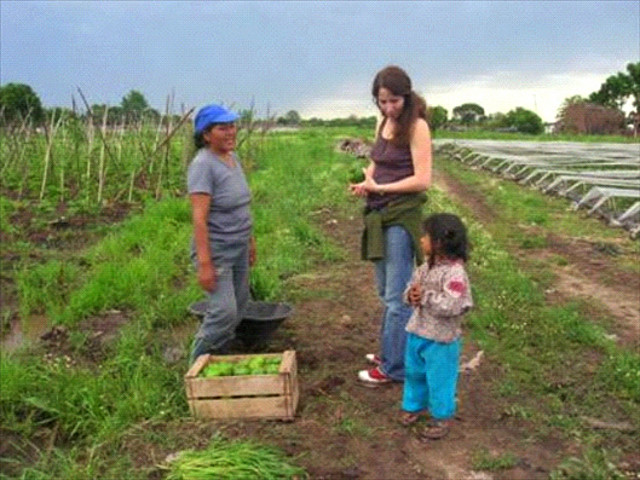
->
<box><xmin>1</xmin><ymin>1</ymin><xmax>638</xmax><ymax>122</ymax></box>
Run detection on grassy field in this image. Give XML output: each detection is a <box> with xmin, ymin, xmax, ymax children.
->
<box><xmin>1</xmin><ymin>126</ymin><xmax>639</xmax><ymax>479</ymax></box>
<box><xmin>432</xmin><ymin>157</ymin><xmax>639</xmax><ymax>479</ymax></box>
<box><xmin>0</xmin><ymin>127</ymin><xmax>358</xmax><ymax>478</ymax></box>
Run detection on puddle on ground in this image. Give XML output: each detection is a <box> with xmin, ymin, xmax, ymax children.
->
<box><xmin>1</xmin><ymin>315</ymin><xmax>50</xmax><ymax>354</ymax></box>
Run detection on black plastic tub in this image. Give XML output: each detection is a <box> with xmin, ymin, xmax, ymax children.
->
<box><xmin>188</xmin><ymin>300</ymin><xmax>293</xmax><ymax>346</ymax></box>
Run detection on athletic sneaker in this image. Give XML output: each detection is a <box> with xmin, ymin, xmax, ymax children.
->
<box><xmin>365</xmin><ymin>353</ymin><xmax>382</xmax><ymax>366</ymax></box>
<box><xmin>358</xmin><ymin>366</ymin><xmax>392</xmax><ymax>386</ymax></box>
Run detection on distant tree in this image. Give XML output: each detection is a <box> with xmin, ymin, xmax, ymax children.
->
<box><xmin>626</xmin><ymin>62</ymin><xmax>640</xmax><ymax>108</ymax></box>
<box><xmin>452</xmin><ymin>103</ymin><xmax>484</xmax><ymax>125</ymax></box>
<box><xmin>284</xmin><ymin>110</ymin><xmax>301</xmax><ymax>125</ymax></box>
<box><xmin>121</xmin><ymin>89</ymin><xmax>149</xmax><ymax>111</ymax></box>
<box><xmin>483</xmin><ymin>112</ymin><xmax>507</xmax><ymax>129</ymax></box>
<box><xmin>361</xmin><ymin>116</ymin><xmax>377</xmax><ymax>129</ymax></box>
<box><xmin>276</xmin><ymin>110</ymin><xmax>302</xmax><ymax>126</ymax></box>
<box><xmin>0</xmin><ymin>82</ymin><xmax>44</xmax><ymax>125</ymax></box>
<box><xmin>45</xmin><ymin>106</ymin><xmax>76</xmax><ymax>123</ymax></box>
<box><xmin>504</xmin><ymin>107</ymin><xmax>543</xmax><ymax>134</ymax></box>
<box><xmin>120</xmin><ymin>89</ymin><xmax>157</xmax><ymax>122</ymax></box>
<box><xmin>589</xmin><ymin>72</ymin><xmax>631</xmax><ymax>110</ymax></box>
<box><xmin>89</xmin><ymin>103</ymin><xmax>108</xmax><ymax>124</ymax></box>
<box><xmin>588</xmin><ymin>62</ymin><xmax>640</xmax><ymax>135</ymax></box>
<box><xmin>109</xmin><ymin>106</ymin><xmax>125</xmax><ymax>124</ymax></box>
<box><xmin>238</xmin><ymin>108</ymin><xmax>254</xmax><ymax>124</ymax></box>
<box><xmin>625</xmin><ymin>62</ymin><xmax>640</xmax><ymax>135</ymax></box>
<box><xmin>427</xmin><ymin>105</ymin><xmax>448</xmax><ymax>130</ymax></box>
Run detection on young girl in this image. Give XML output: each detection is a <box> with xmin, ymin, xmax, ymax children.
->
<box><xmin>400</xmin><ymin>213</ymin><xmax>473</xmax><ymax>440</ymax></box>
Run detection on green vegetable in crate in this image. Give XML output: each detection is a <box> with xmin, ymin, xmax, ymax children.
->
<box><xmin>266</xmin><ymin>356</ymin><xmax>281</xmax><ymax>364</ymax></box>
<box><xmin>248</xmin><ymin>356</ymin><xmax>266</xmax><ymax>370</ymax></box>
<box><xmin>202</xmin><ymin>364</ymin><xmax>221</xmax><ymax>377</ymax></box>
<box><xmin>233</xmin><ymin>365</ymin><xmax>251</xmax><ymax>376</ymax></box>
<box><xmin>266</xmin><ymin>364</ymin><xmax>280</xmax><ymax>374</ymax></box>
<box><xmin>200</xmin><ymin>361</ymin><xmax>234</xmax><ymax>377</ymax></box>
<box><xmin>236</xmin><ymin>359</ymin><xmax>251</xmax><ymax>369</ymax></box>
<box><xmin>216</xmin><ymin>362</ymin><xmax>234</xmax><ymax>376</ymax></box>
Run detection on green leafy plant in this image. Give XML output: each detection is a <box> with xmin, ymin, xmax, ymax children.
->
<box><xmin>162</xmin><ymin>435</ymin><xmax>307</xmax><ymax>480</ymax></box>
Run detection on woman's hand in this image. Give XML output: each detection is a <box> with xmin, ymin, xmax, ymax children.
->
<box><xmin>350</xmin><ymin>168</ymin><xmax>382</xmax><ymax>196</ymax></box>
<box><xmin>349</xmin><ymin>180</ymin><xmax>367</xmax><ymax>197</ymax></box>
<box><xmin>198</xmin><ymin>262</ymin><xmax>216</xmax><ymax>292</ymax></box>
<box><xmin>349</xmin><ymin>162</ymin><xmax>377</xmax><ymax>197</ymax></box>
<box><xmin>361</xmin><ymin>167</ymin><xmax>381</xmax><ymax>194</ymax></box>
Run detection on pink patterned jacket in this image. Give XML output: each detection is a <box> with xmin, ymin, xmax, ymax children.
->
<box><xmin>403</xmin><ymin>258</ymin><xmax>473</xmax><ymax>343</ymax></box>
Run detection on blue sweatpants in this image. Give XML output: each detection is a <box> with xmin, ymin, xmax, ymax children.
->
<box><xmin>402</xmin><ymin>333</ymin><xmax>461</xmax><ymax>420</ymax></box>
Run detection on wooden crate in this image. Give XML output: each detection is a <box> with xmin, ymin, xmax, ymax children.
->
<box><xmin>184</xmin><ymin>350</ymin><xmax>298</xmax><ymax>421</ymax></box>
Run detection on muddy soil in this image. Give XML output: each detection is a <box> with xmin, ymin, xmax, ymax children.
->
<box><xmin>4</xmin><ymin>173</ymin><xmax>637</xmax><ymax>478</ymax></box>
<box><xmin>1</xmin><ymin>201</ymin><xmax>137</xmax><ymax>351</ymax></box>
<box><xmin>134</xmin><ymin>199</ymin><xmax>570</xmax><ymax>480</ymax></box>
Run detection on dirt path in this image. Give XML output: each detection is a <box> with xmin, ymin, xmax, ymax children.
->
<box><xmin>234</xmin><ymin>202</ymin><xmax>566</xmax><ymax>480</ymax></box>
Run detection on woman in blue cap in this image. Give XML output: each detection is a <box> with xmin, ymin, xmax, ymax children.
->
<box><xmin>187</xmin><ymin>104</ymin><xmax>256</xmax><ymax>364</ymax></box>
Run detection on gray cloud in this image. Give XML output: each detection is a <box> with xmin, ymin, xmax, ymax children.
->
<box><xmin>1</xmin><ymin>1</ymin><xmax>637</xmax><ymax>117</ymax></box>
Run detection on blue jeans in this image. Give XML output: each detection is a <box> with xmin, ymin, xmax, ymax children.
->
<box><xmin>190</xmin><ymin>240</ymin><xmax>250</xmax><ymax>364</ymax></box>
<box><xmin>374</xmin><ymin>225</ymin><xmax>415</xmax><ymax>381</ymax></box>
<box><xmin>402</xmin><ymin>333</ymin><xmax>461</xmax><ymax>420</ymax></box>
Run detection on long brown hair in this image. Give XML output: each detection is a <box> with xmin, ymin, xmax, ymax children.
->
<box><xmin>371</xmin><ymin>65</ymin><xmax>427</xmax><ymax>146</ymax></box>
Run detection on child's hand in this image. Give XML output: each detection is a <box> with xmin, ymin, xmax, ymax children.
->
<box><xmin>408</xmin><ymin>283</ymin><xmax>422</xmax><ymax>306</ymax></box>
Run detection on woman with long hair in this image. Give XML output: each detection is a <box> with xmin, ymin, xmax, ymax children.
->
<box><xmin>350</xmin><ymin>65</ymin><xmax>432</xmax><ymax>385</ymax></box>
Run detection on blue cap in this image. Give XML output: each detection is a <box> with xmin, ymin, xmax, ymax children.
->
<box><xmin>194</xmin><ymin>104</ymin><xmax>239</xmax><ymax>134</ymax></box>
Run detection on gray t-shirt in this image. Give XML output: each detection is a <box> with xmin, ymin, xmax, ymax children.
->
<box><xmin>187</xmin><ymin>149</ymin><xmax>252</xmax><ymax>249</ymax></box>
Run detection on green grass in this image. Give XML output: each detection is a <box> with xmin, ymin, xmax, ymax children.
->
<box><xmin>437</xmin><ymin>157</ymin><xmax>634</xmax><ymax>252</ymax></box>
<box><xmin>3</xmin><ymin>127</ymin><xmax>638</xmax><ymax>477</ymax></box>
<box><xmin>471</xmin><ymin>448</ymin><xmax>519</xmax><ymax>471</ymax></box>
<box><xmin>428</xmin><ymin>161</ymin><xmax>639</xmax><ymax>464</ymax></box>
<box><xmin>550</xmin><ymin>448</ymin><xmax>627</xmax><ymax>480</ymax></box>
<box><xmin>1</xmin><ymin>127</ymin><xmax>365</xmax><ymax>478</ymax></box>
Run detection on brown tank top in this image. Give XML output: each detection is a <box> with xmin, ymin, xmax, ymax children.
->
<box><xmin>366</xmin><ymin>127</ymin><xmax>414</xmax><ymax>210</ymax></box>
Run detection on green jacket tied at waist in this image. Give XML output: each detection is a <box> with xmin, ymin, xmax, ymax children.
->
<box><xmin>361</xmin><ymin>192</ymin><xmax>427</xmax><ymax>265</ymax></box>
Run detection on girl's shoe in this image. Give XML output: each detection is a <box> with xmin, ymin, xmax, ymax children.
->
<box><xmin>357</xmin><ymin>366</ymin><xmax>392</xmax><ymax>386</ymax></box>
<box><xmin>419</xmin><ymin>420</ymin><xmax>452</xmax><ymax>440</ymax></box>
<box><xmin>364</xmin><ymin>353</ymin><xmax>382</xmax><ymax>366</ymax></box>
<box><xmin>399</xmin><ymin>410</ymin><xmax>429</xmax><ymax>426</ymax></box>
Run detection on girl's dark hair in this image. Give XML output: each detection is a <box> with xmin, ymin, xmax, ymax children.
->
<box><xmin>422</xmin><ymin>213</ymin><xmax>469</xmax><ymax>266</ymax></box>
<box><xmin>371</xmin><ymin>65</ymin><xmax>428</xmax><ymax>146</ymax></box>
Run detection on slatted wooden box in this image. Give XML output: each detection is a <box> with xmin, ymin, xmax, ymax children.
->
<box><xmin>184</xmin><ymin>350</ymin><xmax>298</xmax><ymax>421</ymax></box>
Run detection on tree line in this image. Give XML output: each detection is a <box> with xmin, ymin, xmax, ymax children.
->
<box><xmin>1</xmin><ymin>62</ymin><xmax>637</xmax><ymax>135</ymax></box>
<box><xmin>556</xmin><ymin>62</ymin><xmax>639</xmax><ymax>136</ymax></box>
<box><xmin>0</xmin><ymin>86</ymin><xmax>176</xmax><ymax>127</ymax></box>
